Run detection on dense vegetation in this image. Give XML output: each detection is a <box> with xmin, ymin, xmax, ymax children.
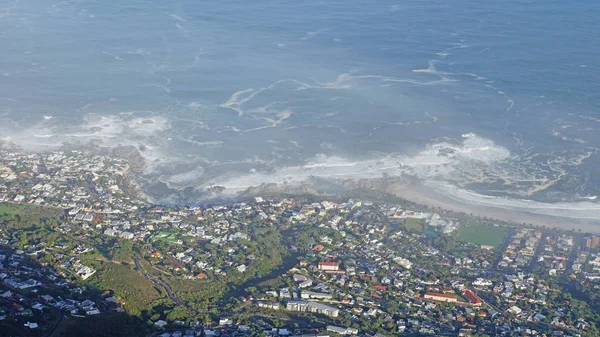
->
<box><xmin>0</xmin><ymin>203</ymin><xmax>64</xmax><ymax>248</ymax></box>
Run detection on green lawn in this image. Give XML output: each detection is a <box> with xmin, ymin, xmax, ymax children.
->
<box><xmin>458</xmin><ymin>222</ymin><xmax>508</xmax><ymax>248</ymax></box>
<box><xmin>149</xmin><ymin>231</ymin><xmax>180</xmax><ymax>243</ymax></box>
<box><xmin>405</xmin><ymin>217</ymin><xmax>424</xmax><ymax>232</ymax></box>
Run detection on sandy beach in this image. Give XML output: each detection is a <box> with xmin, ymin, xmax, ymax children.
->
<box><xmin>390</xmin><ymin>181</ymin><xmax>600</xmax><ymax>234</ymax></box>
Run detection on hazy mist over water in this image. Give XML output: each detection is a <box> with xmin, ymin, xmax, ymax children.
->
<box><xmin>2</xmin><ymin>0</ymin><xmax>600</xmax><ymax>221</ymax></box>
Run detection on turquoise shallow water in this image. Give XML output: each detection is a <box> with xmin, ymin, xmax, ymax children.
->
<box><xmin>1</xmin><ymin>0</ymin><xmax>599</xmax><ymax>207</ymax></box>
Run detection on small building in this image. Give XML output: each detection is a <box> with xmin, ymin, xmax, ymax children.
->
<box><xmin>120</xmin><ymin>231</ymin><xmax>134</xmax><ymax>240</ymax></box>
<box><xmin>154</xmin><ymin>320</ymin><xmax>168</xmax><ymax>328</ymax></box>
<box><xmin>24</xmin><ymin>322</ymin><xmax>38</xmax><ymax>329</ymax></box>
<box><xmin>507</xmin><ymin>306</ymin><xmax>522</xmax><ymax>315</ymax></box>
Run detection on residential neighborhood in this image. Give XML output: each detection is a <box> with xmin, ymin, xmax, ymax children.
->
<box><xmin>1</xmin><ymin>149</ymin><xmax>600</xmax><ymax>336</ymax></box>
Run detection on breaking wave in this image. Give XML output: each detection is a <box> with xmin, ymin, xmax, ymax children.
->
<box><xmin>206</xmin><ymin>133</ymin><xmax>512</xmax><ymax>191</ymax></box>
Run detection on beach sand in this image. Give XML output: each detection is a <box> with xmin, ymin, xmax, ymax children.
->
<box><xmin>390</xmin><ymin>181</ymin><xmax>600</xmax><ymax>234</ymax></box>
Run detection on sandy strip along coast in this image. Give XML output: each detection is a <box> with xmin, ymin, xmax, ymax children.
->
<box><xmin>390</xmin><ymin>181</ymin><xmax>600</xmax><ymax>233</ymax></box>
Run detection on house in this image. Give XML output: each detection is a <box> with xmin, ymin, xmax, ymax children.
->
<box><xmin>24</xmin><ymin>322</ymin><xmax>38</xmax><ymax>329</ymax></box>
<box><xmin>299</xmin><ymin>279</ymin><xmax>313</xmax><ymax>288</ymax></box>
<box><xmin>321</xmin><ymin>201</ymin><xmax>335</xmax><ymax>210</ymax></box>
<box><xmin>219</xmin><ymin>318</ymin><xmax>232</xmax><ymax>326</ymax></box>
<box><xmin>257</xmin><ymin>302</ymin><xmax>280</xmax><ymax>310</ymax></box>
<box><xmin>366</xmin><ymin>308</ymin><xmax>378</xmax><ymax>316</ymax></box>
<box><xmin>472</xmin><ymin>278</ymin><xmax>492</xmax><ymax>287</ymax></box>
<box><xmin>32</xmin><ymin>303</ymin><xmax>45</xmax><ymax>311</ymax></box>
<box><xmin>104</xmin><ymin>228</ymin><xmax>118</xmax><ymax>237</ymax></box>
<box><xmin>81</xmin><ymin>299</ymin><xmax>95</xmax><ymax>308</ymax></box>
<box><xmin>120</xmin><ymin>231</ymin><xmax>134</xmax><ymax>240</ymax></box>
<box><xmin>507</xmin><ymin>306</ymin><xmax>522</xmax><ymax>315</ymax></box>
<box><xmin>41</xmin><ymin>294</ymin><xmax>54</xmax><ymax>302</ymax></box>
<box><xmin>154</xmin><ymin>320</ymin><xmax>168</xmax><ymax>328</ymax></box>
<box><xmin>86</xmin><ymin>308</ymin><xmax>100</xmax><ymax>315</ymax></box>
<box><xmin>393</xmin><ymin>257</ymin><xmax>413</xmax><ymax>269</ymax></box>
<box><xmin>327</xmin><ymin>326</ymin><xmax>358</xmax><ymax>335</ymax></box>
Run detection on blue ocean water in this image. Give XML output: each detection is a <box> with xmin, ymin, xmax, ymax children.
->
<box><xmin>1</xmin><ymin>0</ymin><xmax>600</xmax><ymax>212</ymax></box>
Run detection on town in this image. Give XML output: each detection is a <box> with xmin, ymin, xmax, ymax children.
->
<box><xmin>1</xmin><ymin>149</ymin><xmax>600</xmax><ymax>337</ymax></box>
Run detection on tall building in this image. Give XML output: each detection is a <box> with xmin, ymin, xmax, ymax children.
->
<box><xmin>584</xmin><ymin>236</ymin><xmax>600</xmax><ymax>250</ymax></box>
<box><xmin>593</xmin><ymin>236</ymin><xmax>600</xmax><ymax>248</ymax></box>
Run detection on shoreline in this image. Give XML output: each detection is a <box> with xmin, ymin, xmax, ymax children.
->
<box><xmin>389</xmin><ymin>181</ymin><xmax>600</xmax><ymax>234</ymax></box>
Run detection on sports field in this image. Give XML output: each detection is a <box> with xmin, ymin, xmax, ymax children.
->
<box><xmin>405</xmin><ymin>218</ymin><xmax>424</xmax><ymax>232</ymax></box>
<box><xmin>458</xmin><ymin>222</ymin><xmax>508</xmax><ymax>248</ymax></box>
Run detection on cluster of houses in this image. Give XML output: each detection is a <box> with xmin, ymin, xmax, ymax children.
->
<box><xmin>0</xmin><ymin>150</ymin><xmax>145</xmax><ymax>214</ymax></box>
<box><xmin>498</xmin><ymin>229</ymin><xmax>542</xmax><ymax>270</ymax></box>
<box><xmin>151</xmin><ymin>322</ymin><xmax>368</xmax><ymax>337</ymax></box>
<box><xmin>1</xmin><ymin>148</ymin><xmax>600</xmax><ymax>336</ymax></box>
<box><xmin>144</xmin><ymin>197</ymin><xmax>597</xmax><ymax>336</ymax></box>
<box><xmin>536</xmin><ymin>234</ymin><xmax>574</xmax><ymax>275</ymax></box>
<box><xmin>239</xmin><ymin>202</ymin><xmax>595</xmax><ymax>337</ymax></box>
<box><xmin>0</xmin><ymin>247</ymin><xmax>116</xmax><ymax>334</ymax></box>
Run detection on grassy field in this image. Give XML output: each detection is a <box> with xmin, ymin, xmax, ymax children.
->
<box><xmin>458</xmin><ymin>222</ymin><xmax>508</xmax><ymax>248</ymax></box>
<box><xmin>0</xmin><ymin>203</ymin><xmax>21</xmax><ymax>216</ymax></box>
<box><xmin>405</xmin><ymin>217</ymin><xmax>424</xmax><ymax>232</ymax></box>
<box><xmin>150</xmin><ymin>231</ymin><xmax>180</xmax><ymax>243</ymax></box>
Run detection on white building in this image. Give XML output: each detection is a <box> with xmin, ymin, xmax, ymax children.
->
<box><xmin>300</xmin><ymin>290</ymin><xmax>333</xmax><ymax>300</ymax></box>
<box><xmin>286</xmin><ymin>300</ymin><xmax>339</xmax><ymax>318</ymax></box>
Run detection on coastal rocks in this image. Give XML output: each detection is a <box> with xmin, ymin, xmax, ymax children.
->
<box><xmin>112</xmin><ymin>145</ymin><xmax>145</xmax><ymax>173</ymax></box>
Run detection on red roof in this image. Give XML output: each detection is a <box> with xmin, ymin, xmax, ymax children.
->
<box><xmin>318</xmin><ymin>261</ymin><xmax>338</xmax><ymax>266</ymax></box>
<box><xmin>462</xmin><ymin>289</ymin><xmax>482</xmax><ymax>304</ymax></box>
<box><xmin>425</xmin><ymin>292</ymin><xmax>458</xmax><ymax>299</ymax></box>
<box><xmin>313</xmin><ymin>245</ymin><xmax>325</xmax><ymax>251</ymax></box>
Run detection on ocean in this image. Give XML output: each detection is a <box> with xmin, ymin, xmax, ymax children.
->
<box><xmin>1</xmin><ymin>0</ymin><xmax>600</xmax><ymax>220</ymax></box>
